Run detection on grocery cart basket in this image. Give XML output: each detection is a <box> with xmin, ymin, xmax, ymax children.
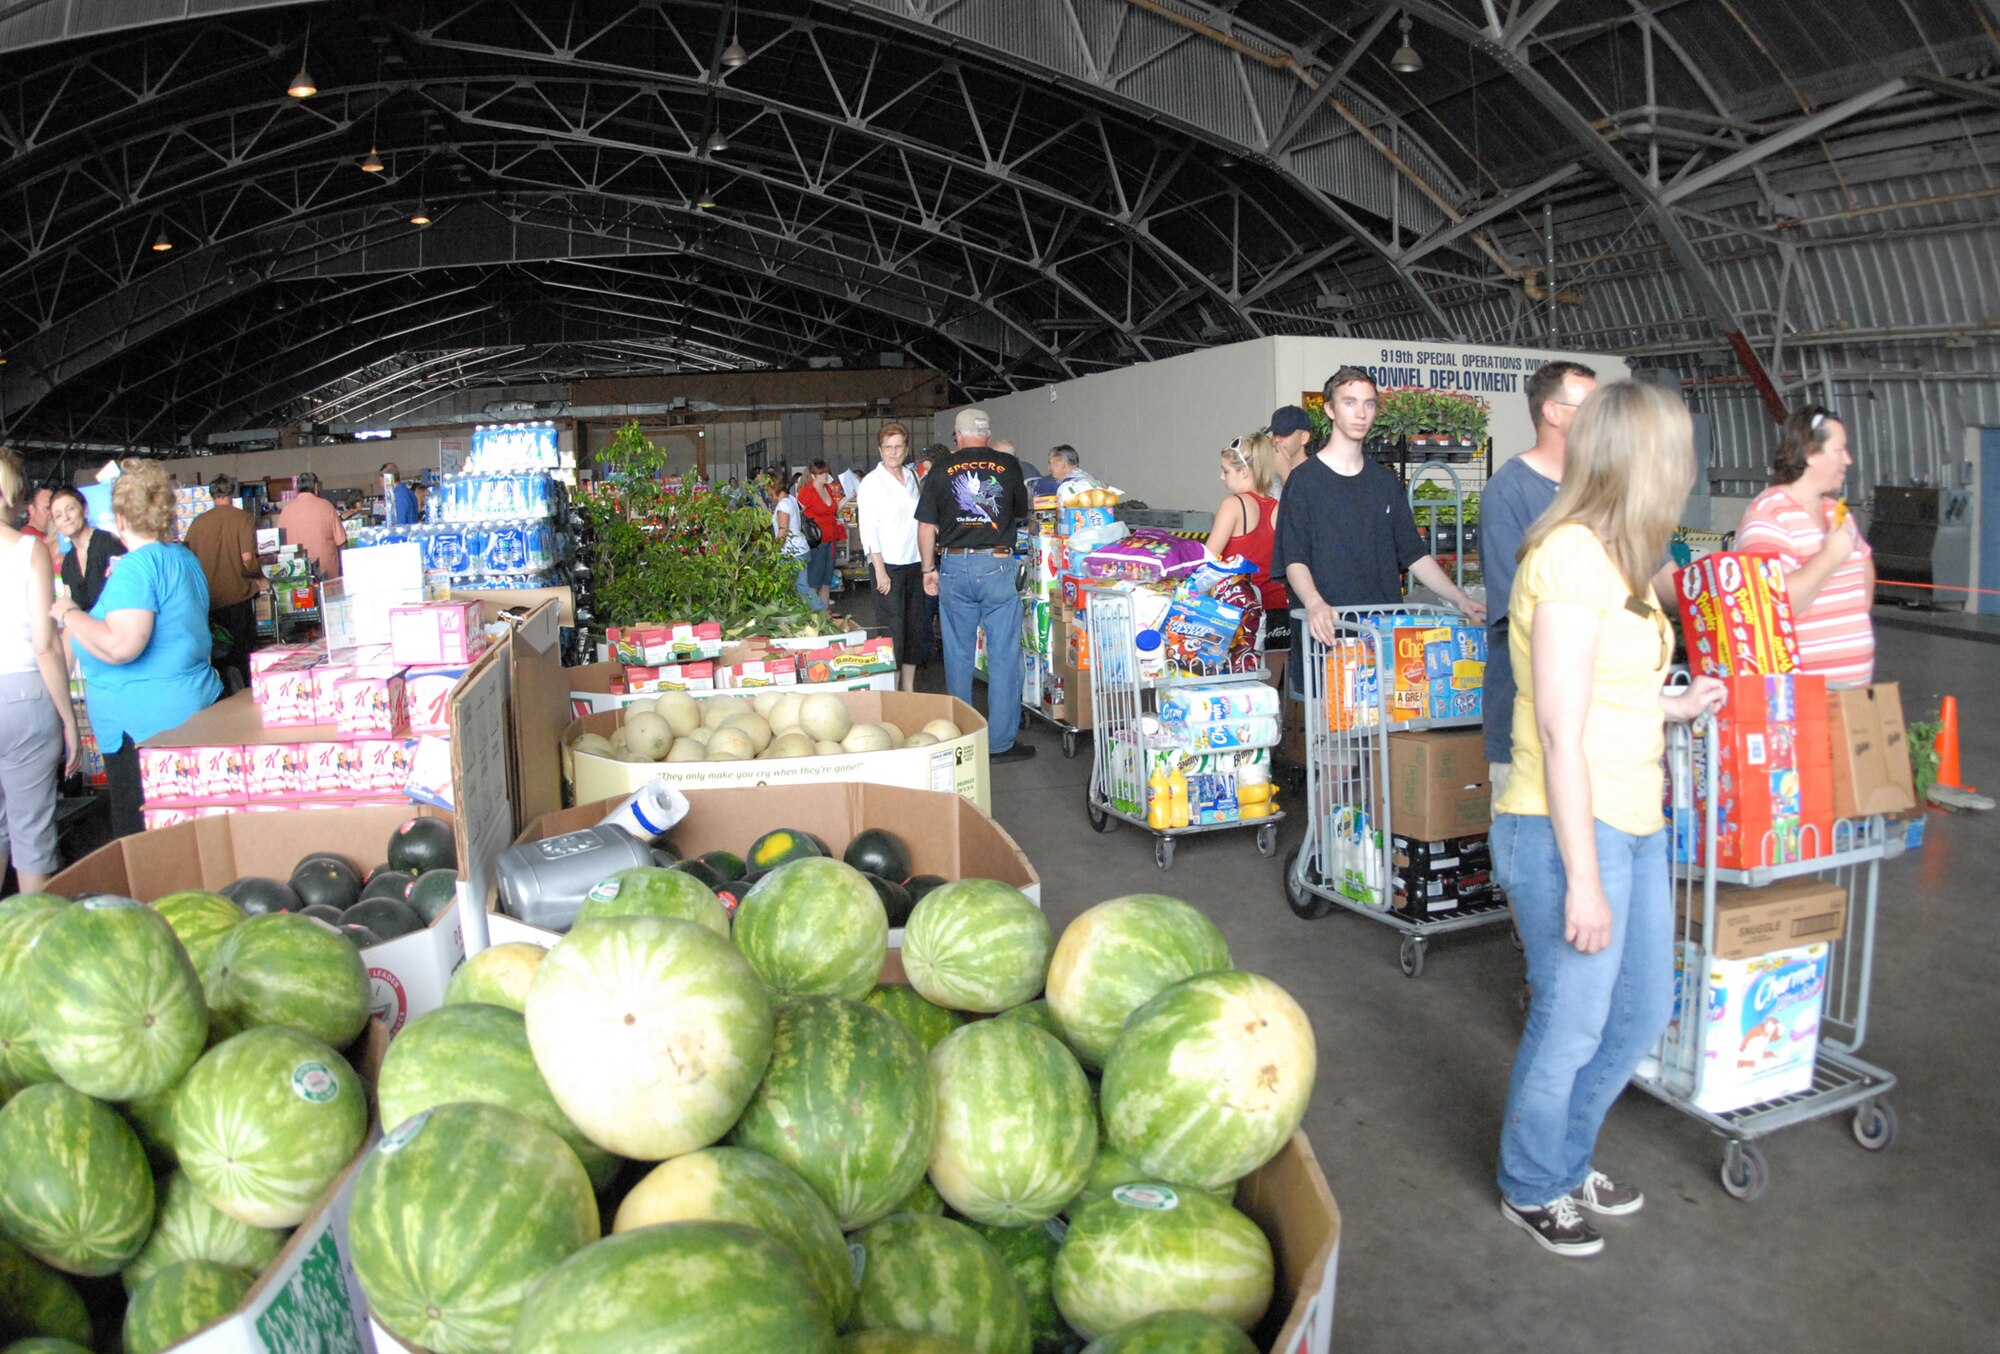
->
<box><xmin>1629</xmin><ymin>716</ymin><xmax>1900</xmax><ymax>1200</ymax></box>
<box><xmin>1083</xmin><ymin>586</ymin><xmax>1282</xmax><ymax>870</ymax></box>
<box><xmin>1282</xmin><ymin>605</ymin><xmax>1512</xmax><ymax>976</ymax></box>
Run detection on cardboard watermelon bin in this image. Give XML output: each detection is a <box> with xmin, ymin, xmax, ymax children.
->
<box><xmin>562</xmin><ymin>690</ymin><xmax>992</xmax><ymax>813</ymax></box>
<box><xmin>48</xmin><ymin>804</ymin><xmax>465</xmax><ymax>1039</ymax></box>
<box><xmin>486</xmin><ymin>782</ymin><xmax>1039</xmax><ymax>949</ymax></box>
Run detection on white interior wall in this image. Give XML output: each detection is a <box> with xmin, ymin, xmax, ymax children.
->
<box><xmin>941</xmin><ymin>337</ymin><xmax>1633</xmax><ymax>511</ymax></box>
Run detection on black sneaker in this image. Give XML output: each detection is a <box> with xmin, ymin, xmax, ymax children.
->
<box><xmin>992</xmin><ymin>743</ymin><xmax>1038</xmax><ymax>763</ymax></box>
<box><xmin>1501</xmin><ymin>1195</ymin><xmax>1604</xmax><ymax>1257</ymax></box>
<box><xmin>1570</xmin><ymin>1170</ymin><xmax>1644</xmax><ymax>1216</ymax></box>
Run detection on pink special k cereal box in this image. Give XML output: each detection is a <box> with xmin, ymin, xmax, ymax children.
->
<box><xmin>192</xmin><ymin>745</ymin><xmax>246</xmax><ymax>800</ymax></box>
<box><xmin>354</xmin><ymin>738</ymin><xmax>415</xmax><ymax>792</ymax></box>
<box><xmin>291</xmin><ymin>741</ymin><xmax>349</xmax><ymax>795</ymax></box>
<box><xmin>248</xmin><ymin>645</ymin><xmax>313</xmax><ymax>680</ymax></box>
<box><xmin>389</xmin><ymin>600</ymin><xmax>486</xmax><ymax>666</ymax></box>
<box><xmin>244</xmin><ymin>742</ymin><xmax>299</xmax><ymax>796</ymax></box>
<box><xmin>334</xmin><ymin>669</ymin><xmax>409</xmax><ymax>736</ymax></box>
<box><xmin>139</xmin><ymin>748</ymin><xmax>199</xmax><ymax>803</ymax></box>
<box><xmin>403</xmin><ymin>665</ymin><xmax>468</xmax><ymax>735</ymax></box>
<box><xmin>254</xmin><ymin>653</ymin><xmax>324</xmax><ymax>724</ymax></box>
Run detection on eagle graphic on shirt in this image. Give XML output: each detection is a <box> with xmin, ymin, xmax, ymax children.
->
<box><xmin>952</xmin><ymin>470</ymin><xmax>1006</xmax><ymax>525</ymax></box>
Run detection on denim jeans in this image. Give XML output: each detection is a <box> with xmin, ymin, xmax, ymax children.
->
<box><xmin>938</xmin><ymin>552</ymin><xmax>1022</xmax><ymax>754</ymax></box>
<box><xmin>1491</xmin><ymin>812</ymin><xmax>1673</xmax><ymax>1207</ymax></box>
<box><xmin>789</xmin><ymin>556</ymin><xmax>826</xmax><ymax>612</ymax></box>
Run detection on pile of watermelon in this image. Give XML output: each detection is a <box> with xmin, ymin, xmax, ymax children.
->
<box><xmin>0</xmin><ymin>832</ymin><xmax>428</xmax><ymax>1353</ymax></box>
<box><xmin>219</xmin><ymin>815</ymin><xmax>461</xmax><ymax>947</ymax></box>
<box><xmin>351</xmin><ymin>865</ymin><xmax>1317</xmax><ymax>1354</ymax></box>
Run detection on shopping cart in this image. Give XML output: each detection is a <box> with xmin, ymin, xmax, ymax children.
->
<box><xmin>1282</xmin><ymin>605</ymin><xmax>1513</xmax><ymax>976</ymax></box>
<box><xmin>1083</xmin><ymin>586</ymin><xmax>1282</xmax><ymax>870</ymax></box>
<box><xmin>1629</xmin><ymin>716</ymin><xmax>1900</xmax><ymax>1200</ymax></box>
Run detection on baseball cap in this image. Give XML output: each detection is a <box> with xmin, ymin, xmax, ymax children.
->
<box><xmin>1270</xmin><ymin>405</ymin><xmax>1313</xmax><ymax>437</ymax></box>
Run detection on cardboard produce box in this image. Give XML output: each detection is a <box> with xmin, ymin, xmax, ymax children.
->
<box><xmin>1829</xmin><ymin>681</ymin><xmax>1918</xmax><ymax>819</ymax></box>
<box><xmin>49</xmin><ymin>805</ymin><xmax>465</xmax><ymax>1038</ymax></box>
<box><xmin>1680</xmin><ymin>877</ymin><xmax>1847</xmax><ymax>961</ymax></box>
<box><xmin>1388</xmin><ymin>728</ymin><xmax>1490</xmax><ymax>839</ymax></box>
<box><xmin>566</xmin><ymin>660</ymin><xmax>893</xmax><ymax>716</ymax></box>
<box><xmin>565</xmin><ymin>691</ymin><xmax>991</xmax><ymax>812</ymax></box>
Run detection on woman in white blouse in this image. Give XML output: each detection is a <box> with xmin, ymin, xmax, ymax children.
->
<box><xmin>858</xmin><ymin>422</ymin><xmax>925</xmax><ymax>691</ymax></box>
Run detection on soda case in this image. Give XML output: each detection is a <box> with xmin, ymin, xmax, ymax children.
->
<box><xmin>1674</xmin><ymin>674</ymin><xmax>1833</xmax><ymax>870</ymax></box>
<box><xmin>1676</xmin><ymin>551</ymin><xmax>1799</xmax><ymax>678</ymax></box>
<box><xmin>1390</xmin><ymin>831</ymin><xmax>1496</xmax><ymax>916</ymax></box>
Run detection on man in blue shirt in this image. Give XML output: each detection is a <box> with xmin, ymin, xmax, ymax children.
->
<box><xmin>381</xmin><ymin>463</ymin><xmax>421</xmax><ymax>526</ymax></box>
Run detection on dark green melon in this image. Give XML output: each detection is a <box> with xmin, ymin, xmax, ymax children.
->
<box><xmin>220</xmin><ymin>878</ymin><xmax>298</xmax><ymax>916</ymax></box>
<box><xmin>844</xmin><ymin>829</ymin><xmax>913</xmax><ymax>883</ymax></box>
<box><xmin>387</xmin><ymin>818</ymin><xmax>457</xmax><ymax>875</ymax></box>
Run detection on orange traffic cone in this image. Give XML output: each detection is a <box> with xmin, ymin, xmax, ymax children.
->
<box><xmin>1934</xmin><ymin>695</ymin><xmax>1973</xmax><ymax>794</ymax></box>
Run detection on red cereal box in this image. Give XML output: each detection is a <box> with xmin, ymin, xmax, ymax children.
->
<box><xmin>1675</xmin><ymin>552</ymin><xmax>1799</xmax><ymax>679</ymax></box>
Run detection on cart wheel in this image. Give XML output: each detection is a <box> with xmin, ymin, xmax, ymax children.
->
<box><xmin>1256</xmin><ymin>823</ymin><xmax>1279</xmax><ymax>858</ymax></box>
<box><xmin>1283</xmin><ymin>846</ymin><xmax>1334</xmax><ymax>920</ymax></box>
<box><xmin>1062</xmin><ymin>730</ymin><xmax>1080</xmax><ymax>759</ymax></box>
<box><xmin>1851</xmin><ymin>1101</ymin><xmax>1898</xmax><ymax>1151</ymax></box>
<box><xmin>1086</xmin><ymin>794</ymin><xmax>1114</xmax><ymax>834</ymax></box>
<box><xmin>1154</xmin><ymin>837</ymin><xmax>1176</xmax><ymax>870</ymax></box>
<box><xmin>1720</xmin><ymin>1142</ymin><xmax>1769</xmax><ymax>1201</ymax></box>
<box><xmin>1398</xmin><ymin>937</ymin><xmax>1427</xmax><ymax>978</ymax></box>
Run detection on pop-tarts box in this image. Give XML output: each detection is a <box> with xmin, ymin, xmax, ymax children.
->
<box><xmin>1664</xmin><ymin>940</ymin><xmax>1827</xmax><ymax>1113</ymax></box>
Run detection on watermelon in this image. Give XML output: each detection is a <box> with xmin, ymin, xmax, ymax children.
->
<box><xmin>509</xmin><ymin>1220</ymin><xmax>837</xmax><ymax>1352</ymax></box>
<box><xmin>974</xmin><ymin>1220</ymin><xmax>1075</xmax><ymax>1354</ymax></box>
<box><xmin>0</xmin><ymin>892</ymin><xmax>65</xmax><ymax>918</ymax></box>
<box><xmin>0</xmin><ymin>907</ymin><xmax>63</xmax><ymax>1086</ymax></box>
<box><xmin>442</xmin><ymin>942</ymin><xmax>546</xmax><ymax>1011</ymax></box>
<box><xmin>342</xmin><ymin>897</ymin><xmax>422</xmax><ymax>940</ymax></box>
<box><xmin>123</xmin><ymin>1086</ymin><xmax>180</xmax><ymax>1168</ymax></box>
<box><xmin>288</xmin><ymin>860</ymin><xmax>361</xmax><ymax>912</ymax></box>
<box><xmin>150</xmin><ymin>892</ymin><xmax>246</xmax><ymax>978</ymax></box>
<box><xmin>888</xmin><ymin>1172</ymin><xmax>946</xmax><ymax>1217</ymax></box>
<box><xmin>296</xmin><ymin>852</ymin><xmax>359</xmax><ymax>877</ymax></box>
<box><xmin>338</xmin><ymin>924</ymin><xmax>381</xmax><ymax>950</ymax></box>
<box><xmin>25</xmin><ymin>897</ymin><xmax>207</xmax><ymax>1102</ymax></box>
<box><xmin>864</xmin><ymin>874</ymin><xmax>915</xmax><ymax>929</ymax></box>
<box><xmin>696</xmin><ymin>849</ymin><xmax>745</xmax><ymax>881</ymax></box>
<box><xmin>377</xmin><ymin>1004</ymin><xmax>618</xmax><ymax>1191</ymax></box>
<box><xmin>218</xmin><ymin>877</ymin><xmax>297</xmax><ymax>915</ymax></box>
<box><xmin>387</xmin><ymin>817</ymin><xmax>457</xmax><ymax>875</ymax></box>
<box><xmin>1079</xmin><ymin>1312</ymin><xmax>1258</xmax><ymax>1353</ymax></box>
<box><xmin>172</xmin><ymin>1027</ymin><xmax>366</xmax><ymax>1227</ymax></box>
<box><xmin>123</xmin><ymin>1170</ymin><xmax>286</xmax><ymax>1293</ymax></box>
<box><xmin>1100</xmin><ymin>972</ymin><xmax>1314</xmax><ymax>1190</ymax></box>
<box><xmin>524</xmin><ymin>917</ymin><xmax>773</xmax><ymax>1160</ymax></box>
<box><xmin>350</xmin><ymin>1103</ymin><xmax>599</xmax><ymax>1354</ymax></box>
<box><xmin>122</xmin><ymin>1259</ymin><xmax>253</xmax><ymax>1354</ymax></box>
<box><xmin>745</xmin><ymin>827</ymin><xmax>823</xmax><ymax>872</ymax></box>
<box><xmin>862</xmin><ymin>985</ymin><xmax>963</xmax><ymax>1052</ymax></box>
<box><xmin>906</xmin><ymin>875</ymin><xmax>947</xmax><ymax>905</ymax></box>
<box><xmin>360</xmin><ymin>870</ymin><xmax>415</xmax><ymax>903</ymax></box>
<box><xmin>613</xmin><ymin>1146</ymin><xmax>855</xmax><ymax>1323</ymax></box>
<box><xmin>575</xmin><ymin>868</ymin><xmax>731</xmax><ymax>937</ymax></box>
<box><xmin>994</xmin><ymin>1000</ymin><xmax>1068</xmax><ymax>1045</ymax></box>
<box><xmin>902</xmin><ymin>881</ymin><xmax>1050</xmax><ymax>1013</ymax></box>
<box><xmin>670</xmin><ymin>858</ymin><xmax>725</xmax><ymax>892</ymax></box>
<box><xmin>929</xmin><ymin>1021</ymin><xmax>1094</xmax><ymax>1227</ymax></box>
<box><xmin>0</xmin><ymin>1083</ymin><xmax>152</xmax><ymax>1275</ymax></box>
<box><xmin>1045</xmin><ymin>896</ymin><xmax>1232</xmax><ymax>1070</ymax></box>
<box><xmin>3</xmin><ymin>1340</ymin><xmax>93</xmax><ymax>1354</ymax></box>
<box><xmin>733</xmin><ymin>859</ymin><xmax>887</xmax><ymax>1000</ymax></box>
<box><xmin>298</xmin><ymin>904</ymin><xmax>344</xmax><ymax>926</ymax></box>
<box><xmin>404</xmin><ymin>869</ymin><xmax>460</xmax><ymax>925</ymax></box>
<box><xmin>849</xmin><ymin>1214</ymin><xmax>1030</xmax><ymax>1354</ymax></box>
<box><xmin>731</xmin><ymin>996</ymin><xmax>934</xmax><ymax>1230</ymax></box>
<box><xmin>1052</xmin><ymin>1189</ymin><xmax>1273</xmax><ymax>1337</ymax></box>
<box><xmin>844</xmin><ymin>828</ymin><xmax>912</xmax><ymax>882</ymax></box>
<box><xmin>843</xmin><ymin>1334</ymin><xmax>981</xmax><ymax>1354</ymax></box>
<box><xmin>202</xmin><ymin>912</ymin><xmax>372</xmax><ymax>1048</ymax></box>
<box><xmin>0</xmin><ymin>1235</ymin><xmax>91</xmax><ymax>1344</ymax></box>
<box><xmin>1067</xmin><ymin>1113</ymin><xmax>1229</xmax><ymax>1219</ymax></box>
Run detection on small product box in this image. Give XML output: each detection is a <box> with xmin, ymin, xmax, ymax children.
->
<box><xmin>404</xmin><ymin>664</ymin><xmax>470</xmax><ymax>735</ymax></box>
<box><xmin>1828</xmin><ymin>682</ymin><xmax>1917</xmax><ymax>819</ymax></box>
<box><xmin>1322</xmin><ymin>637</ymin><xmax>1382</xmax><ymax>732</ymax></box>
<box><xmin>1683</xmin><ymin>673</ymin><xmax>1834</xmax><ymax>870</ymax></box>
<box><xmin>191</xmin><ymin>744</ymin><xmax>247</xmax><ymax>800</ymax></box>
<box><xmin>1665</xmin><ymin>941</ymin><xmax>1828</xmax><ymax>1113</ymax></box>
<box><xmin>138</xmin><ymin>747</ymin><xmax>200</xmax><ymax>803</ymax></box>
<box><xmin>1680</xmin><ymin>877</ymin><xmax>1847</xmax><ymax>960</ymax></box>
<box><xmin>1675</xmin><ymin>551</ymin><xmax>1800</xmax><ymax>678</ymax></box>
<box><xmin>1391</xmin><ymin>832</ymin><xmax>1492</xmax><ymax>876</ymax></box>
<box><xmin>714</xmin><ymin>645</ymin><xmax>796</xmax><ymax>690</ymax></box>
<box><xmin>1390</xmin><ymin>624</ymin><xmax>1448</xmax><ymax>722</ymax></box>
<box><xmin>252</xmin><ymin>652</ymin><xmax>323</xmax><ymax>724</ymax></box>
<box><xmin>626</xmin><ymin>661</ymin><xmax>720</xmax><ymax>693</ymax></box>
<box><xmin>799</xmin><ymin>636</ymin><xmax>896</xmax><ymax>684</ymax></box>
<box><xmin>1393</xmin><ymin>867</ymin><xmax>1496</xmax><ymax>915</ymax></box>
<box><xmin>609</xmin><ymin>621</ymin><xmax>724</xmax><ymax>665</ymax></box>
<box><xmin>244</xmin><ymin>742</ymin><xmax>300</xmax><ymax>796</ymax></box>
<box><xmin>1058</xmin><ymin>506</ymin><xmax>1118</xmax><ymax>537</ymax></box>
<box><xmin>291</xmin><ymin>741</ymin><xmax>350</xmax><ymax>795</ymax></box>
<box><xmin>247</xmin><ymin>644</ymin><xmax>314</xmax><ymax>680</ymax></box>
<box><xmin>389</xmin><ymin>600</ymin><xmax>486</xmax><ymax>666</ymax></box>
<box><xmin>334</xmin><ymin>668</ymin><xmax>409</xmax><ymax>736</ymax></box>
<box><xmin>356</xmin><ymin>739</ymin><xmax>415</xmax><ymax>793</ymax></box>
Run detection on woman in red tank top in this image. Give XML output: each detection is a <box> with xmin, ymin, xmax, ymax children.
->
<box><xmin>1205</xmin><ymin>431</ymin><xmax>1289</xmax><ymax>687</ymax></box>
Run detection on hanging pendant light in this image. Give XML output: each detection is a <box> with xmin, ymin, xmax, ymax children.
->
<box><xmin>360</xmin><ymin>147</ymin><xmax>384</xmax><ymax>172</ymax></box>
<box><xmin>721</xmin><ymin>36</ymin><xmax>748</xmax><ymax>68</ymax></box>
<box><xmin>288</xmin><ymin>22</ymin><xmax>317</xmax><ymax>97</ymax></box>
<box><xmin>1390</xmin><ymin>15</ymin><xmax>1423</xmax><ymax>74</ymax></box>
<box><xmin>705</xmin><ymin>128</ymin><xmax>730</xmax><ymax>154</ymax></box>
<box><xmin>151</xmin><ymin>232</ymin><xmax>174</xmax><ymax>253</ymax></box>
<box><xmin>410</xmin><ymin>205</ymin><xmax>432</xmax><ymax>226</ymax></box>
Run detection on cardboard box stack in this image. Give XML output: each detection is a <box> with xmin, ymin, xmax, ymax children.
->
<box><xmin>1391</xmin><ymin>831</ymin><xmax>1498</xmax><ymax>916</ymax></box>
<box><xmin>593</xmin><ymin>623</ymin><xmax>896</xmax><ymax>696</ymax></box>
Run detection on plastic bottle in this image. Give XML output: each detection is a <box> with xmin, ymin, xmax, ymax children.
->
<box><xmin>1145</xmin><ymin>763</ymin><xmax>1171</xmax><ymax>831</ymax></box>
<box><xmin>1166</xmin><ymin>763</ymin><xmax>1192</xmax><ymax>829</ymax></box>
<box><xmin>1135</xmin><ymin>629</ymin><xmax>1166</xmax><ymax>683</ymax></box>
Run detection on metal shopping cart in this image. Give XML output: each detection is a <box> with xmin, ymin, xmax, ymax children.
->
<box><xmin>1282</xmin><ymin>605</ymin><xmax>1513</xmax><ymax>976</ymax></box>
<box><xmin>1630</xmin><ymin>716</ymin><xmax>1900</xmax><ymax>1200</ymax></box>
<box><xmin>1083</xmin><ymin>586</ymin><xmax>1283</xmax><ymax>869</ymax></box>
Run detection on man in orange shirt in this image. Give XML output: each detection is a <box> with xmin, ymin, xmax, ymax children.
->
<box><xmin>276</xmin><ymin>472</ymin><xmax>347</xmax><ymax>581</ymax></box>
<box><xmin>185</xmin><ymin>475</ymin><xmax>267</xmax><ymax>689</ymax></box>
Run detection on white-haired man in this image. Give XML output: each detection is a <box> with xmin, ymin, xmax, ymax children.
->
<box><xmin>917</xmin><ymin>408</ymin><xmax>1035</xmax><ymax>762</ymax></box>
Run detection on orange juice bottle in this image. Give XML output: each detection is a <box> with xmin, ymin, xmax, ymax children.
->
<box><xmin>1145</xmin><ymin>764</ymin><xmax>1171</xmax><ymax>831</ymax></box>
<box><xmin>1166</xmin><ymin>764</ymin><xmax>1192</xmax><ymax>828</ymax></box>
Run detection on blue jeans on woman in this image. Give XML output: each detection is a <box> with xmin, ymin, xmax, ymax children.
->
<box><xmin>1491</xmin><ymin>812</ymin><xmax>1674</xmax><ymax>1208</ymax></box>
<box><xmin>788</xmin><ymin>554</ymin><xmax>826</xmax><ymax>612</ymax></box>
<box><xmin>938</xmin><ymin>552</ymin><xmax>1022</xmax><ymax>754</ymax></box>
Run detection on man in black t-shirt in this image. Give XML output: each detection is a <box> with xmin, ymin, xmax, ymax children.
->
<box><xmin>1273</xmin><ymin>368</ymin><xmax>1486</xmax><ymax>686</ymax></box>
<box><xmin>917</xmin><ymin>408</ymin><xmax>1036</xmax><ymax>762</ymax></box>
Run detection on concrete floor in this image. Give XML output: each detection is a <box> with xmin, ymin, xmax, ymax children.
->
<box><xmin>934</xmin><ymin>619</ymin><xmax>1998</xmax><ymax>1352</ymax></box>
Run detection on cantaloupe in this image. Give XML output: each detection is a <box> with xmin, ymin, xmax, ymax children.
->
<box><xmin>814</xmin><ymin>740</ymin><xmax>843</xmax><ymax>756</ymax></box>
<box><xmin>769</xmin><ymin>693</ymin><xmax>804</xmax><ymax>734</ymax></box>
<box><xmin>903</xmin><ymin>732</ymin><xmax>938</xmax><ymax>748</ymax></box>
<box><xmin>656</xmin><ymin>692</ymin><xmax>702</xmax><ymax>737</ymax></box>
<box><xmin>767</xmin><ymin>732</ymin><xmax>814</xmax><ymax>759</ymax></box>
<box><xmin>624</xmin><ymin>697</ymin><xmax>658</xmax><ymax>717</ymax></box>
<box><xmin>609</xmin><ymin>725</ymin><xmax>632</xmax><ymax>753</ymax></box>
<box><xmin>702</xmin><ymin>696</ymin><xmax>751</xmax><ymax>730</ymax></box>
<box><xmin>799</xmin><ymin>694</ymin><xmax>853</xmax><ymax>744</ymax></box>
<box><xmin>624</xmin><ymin>712</ymin><xmax>673</xmax><ymax>760</ymax></box>
<box><xmin>723</xmin><ymin>712</ymin><xmax>774</xmax><ymax>754</ymax></box>
<box><xmin>571</xmin><ymin>732</ymin><xmax>616</xmax><ymax>757</ymax></box>
<box><xmin>922</xmin><ymin>719</ymin><xmax>962</xmax><ymax>742</ymax></box>
<box><xmin>666</xmin><ymin>738</ymin><xmax>706</xmax><ymax>762</ymax></box>
<box><xmin>876</xmin><ymin>721</ymin><xmax>905</xmax><ymax>745</ymax></box>
<box><xmin>752</xmin><ymin>692</ymin><xmax>784</xmax><ymax>719</ymax></box>
<box><xmin>689</xmin><ymin>726</ymin><xmax>714</xmax><ymax>745</ymax></box>
<box><xmin>707</xmin><ymin>727</ymin><xmax>756</xmax><ymax>761</ymax></box>
<box><xmin>842</xmin><ymin>725</ymin><xmax>894</xmax><ymax>753</ymax></box>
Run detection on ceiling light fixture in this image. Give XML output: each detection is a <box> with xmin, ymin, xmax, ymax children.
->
<box><xmin>360</xmin><ymin>147</ymin><xmax>384</xmax><ymax>172</ymax></box>
<box><xmin>151</xmin><ymin>232</ymin><xmax>174</xmax><ymax>253</ymax></box>
<box><xmin>721</xmin><ymin>36</ymin><xmax>748</xmax><ymax>68</ymax></box>
<box><xmin>1390</xmin><ymin>15</ymin><xmax>1423</xmax><ymax>74</ymax></box>
<box><xmin>705</xmin><ymin>129</ymin><xmax>730</xmax><ymax>154</ymax></box>
<box><xmin>410</xmin><ymin>205</ymin><xmax>432</xmax><ymax>225</ymax></box>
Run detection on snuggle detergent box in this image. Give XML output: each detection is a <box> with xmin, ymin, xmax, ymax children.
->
<box><xmin>1665</xmin><ymin>941</ymin><xmax>1828</xmax><ymax>1113</ymax></box>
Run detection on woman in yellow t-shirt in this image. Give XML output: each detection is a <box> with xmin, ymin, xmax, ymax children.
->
<box><xmin>1490</xmin><ymin>381</ymin><xmax>1727</xmax><ymax>1259</ymax></box>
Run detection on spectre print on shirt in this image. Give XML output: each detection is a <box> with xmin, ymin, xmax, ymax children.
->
<box><xmin>952</xmin><ymin>470</ymin><xmax>1007</xmax><ymax>524</ymax></box>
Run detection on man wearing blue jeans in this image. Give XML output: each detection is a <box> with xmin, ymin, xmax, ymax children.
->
<box><xmin>917</xmin><ymin>408</ymin><xmax>1035</xmax><ymax>762</ymax></box>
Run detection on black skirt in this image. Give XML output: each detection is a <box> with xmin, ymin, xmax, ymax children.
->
<box><xmin>875</xmin><ymin>562</ymin><xmax>926</xmax><ymax>668</ymax></box>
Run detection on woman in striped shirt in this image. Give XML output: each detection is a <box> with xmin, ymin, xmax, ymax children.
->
<box><xmin>1734</xmin><ymin>407</ymin><xmax>1875</xmax><ymax>687</ymax></box>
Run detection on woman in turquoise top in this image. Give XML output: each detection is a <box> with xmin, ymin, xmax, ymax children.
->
<box><xmin>52</xmin><ymin>459</ymin><xmax>222</xmax><ymax>839</ymax></box>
